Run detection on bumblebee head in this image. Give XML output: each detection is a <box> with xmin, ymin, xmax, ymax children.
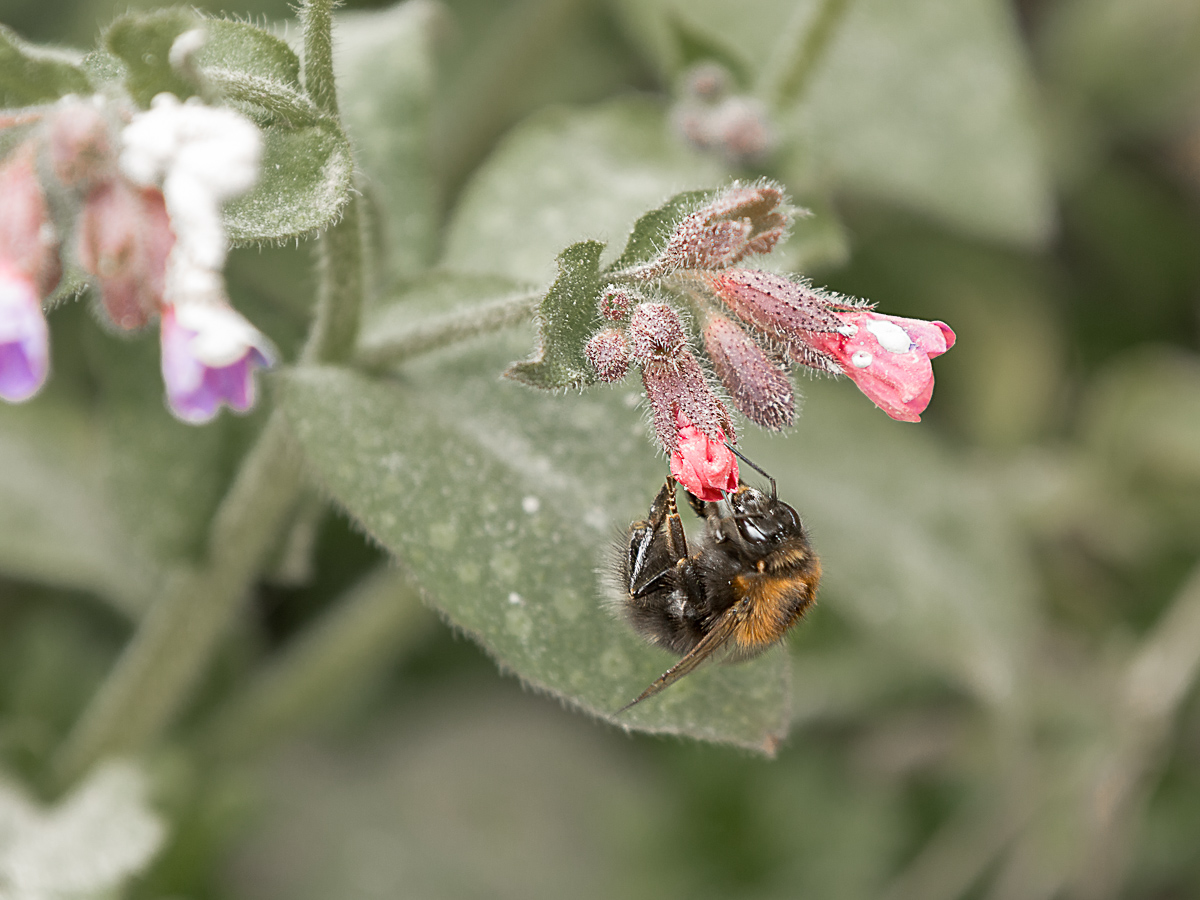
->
<box><xmin>725</xmin><ymin>485</ymin><xmax>805</xmax><ymax>549</ymax></box>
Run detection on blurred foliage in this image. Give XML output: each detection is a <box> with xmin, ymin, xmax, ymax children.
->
<box><xmin>1</xmin><ymin>0</ymin><xmax>1200</xmax><ymax>898</ymax></box>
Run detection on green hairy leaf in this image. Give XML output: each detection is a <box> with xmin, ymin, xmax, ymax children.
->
<box><xmin>223</xmin><ymin>121</ymin><xmax>353</xmax><ymax>244</ymax></box>
<box><xmin>504</xmin><ymin>240</ymin><xmax>604</xmax><ymax>390</ymax></box>
<box><xmin>280</xmin><ymin>340</ymin><xmax>792</xmax><ymax>752</ymax></box>
<box><xmin>441</xmin><ymin>97</ymin><xmax>724</xmax><ymax>285</ymax></box>
<box><xmin>103</xmin><ymin>8</ymin><xmax>199</xmax><ymax>107</ymax></box>
<box><xmin>603</xmin><ymin>188</ymin><xmax>717</xmax><ymax>273</ymax></box>
<box><xmin>0</xmin><ymin>24</ymin><xmax>90</xmax><ymax>107</ymax></box>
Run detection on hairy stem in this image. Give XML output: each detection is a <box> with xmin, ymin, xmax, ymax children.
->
<box><xmin>357</xmin><ymin>290</ymin><xmax>539</xmax><ymax>369</ymax></box>
<box><xmin>760</xmin><ymin>0</ymin><xmax>854</xmax><ymax>109</ymax></box>
<box><xmin>200</xmin><ymin>567</ymin><xmax>433</xmax><ymax>759</ymax></box>
<box><xmin>299</xmin><ymin>0</ymin><xmax>340</xmax><ymax>117</ymax></box>
<box><xmin>53</xmin><ymin>414</ymin><xmax>305</xmax><ymax>785</ymax></box>
<box><xmin>53</xmin><ymin>1</ymin><xmax>366</xmax><ymax>785</ymax></box>
<box><xmin>304</xmin><ymin>196</ymin><xmax>365</xmax><ymax>364</ymax></box>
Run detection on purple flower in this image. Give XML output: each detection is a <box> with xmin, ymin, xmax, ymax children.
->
<box><xmin>160</xmin><ymin>302</ymin><xmax>274</xmax><ymax>424</ymax></box>
<box><xmin>0</xmin><ymin>264</ymin><xmax>49</xmax><ymax>403</ymax></box>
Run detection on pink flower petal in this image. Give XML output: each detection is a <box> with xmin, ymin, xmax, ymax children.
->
<box><xmin>669</xmin><ymin>414</ymin><xmax>739</xmax><ymax>501</ymax></box>
<box><xmin>799</xmin><ymin>310</ymin><xmax>954</xmax><ymax>422</ymax></box>
<box><xmin>0</xmin><ymin>264</ymin><xmax>49</xmax><ymax>403</ymax></box>
<box><xmin>160</xmin><ymin>303</ymin><xmax>273</xmax><ymax>424</ymax></box>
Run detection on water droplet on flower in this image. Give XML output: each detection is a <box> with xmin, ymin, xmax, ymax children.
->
<box><xmin>866</xmin><ymin>319</ymin><xmax>912</xmax><ymax>353</ymax></box>
<box><xmin>851</xmin><ymin>350</ymin><xmax>873</xmax><ymax>368</ymax></box>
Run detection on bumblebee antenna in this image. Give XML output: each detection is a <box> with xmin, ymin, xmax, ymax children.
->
<box><xmin>723</xmin><ymin>442</ymin><xmax>776</xmax><ymax>499</ymax></box>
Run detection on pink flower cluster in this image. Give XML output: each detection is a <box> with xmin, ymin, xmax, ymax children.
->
<box><xmin>582</xmin><ymin>183</ymin><xmax>956</xmax><ymax>499</ymax></box>
<box><xmin>0</xmin><ymin>97</ymin><xmax>271</xmax><ymax>423</ymax></box>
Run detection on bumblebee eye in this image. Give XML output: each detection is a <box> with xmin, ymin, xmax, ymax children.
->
<box><xmin>738</xmin><ymin>519</ymin><xmax>769</xmax><ymax>544</ymax></box>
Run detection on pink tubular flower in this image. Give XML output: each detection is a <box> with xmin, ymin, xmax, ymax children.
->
<box><xmin>160</xmin><ymin>302</ymin><xmax>275</xmax><ymax>424</ymax></box>
<box><xmin>0</xmin><ymin>264</ymin><xmax>49</xmax><ymax>402</ymax></box>
<box><xmin>670</xmin><ymin>412</ymin><xmax>739</xmax><ymax>502</ymax></box>
<box><xmin>797</xmin><ymin>310</ymin><xmax>956</xmax><ymax>423</ymax></box>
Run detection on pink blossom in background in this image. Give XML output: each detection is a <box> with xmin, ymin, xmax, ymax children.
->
<box><xmin>670</xmin><ymin>413</ymin><xmax>739</xmax><ymax>502</ymax></box>
<box><xmin>160</xmin><ymin>302</ymin><xmax>274</xmax><ymax>423</ymax></box>
<box><xmin>798</xmin><ymin>310</ymin><xmax>956</xmax><ymax>423</ymax></box>
<box><xmin>0</xmin><ymin>264</ymin><xmax>49</xmax><ymax>403</ymax></box>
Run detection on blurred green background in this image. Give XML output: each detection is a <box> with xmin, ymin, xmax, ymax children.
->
<box><xmin>2</xmin><ymin>0</ymin><xmax>1200</xmax><ymax>898</ymax></box>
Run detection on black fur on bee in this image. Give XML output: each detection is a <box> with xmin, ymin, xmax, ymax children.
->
<box><xmin>615</xmin><ymin>473</ymin><xmax>820</xmax><ymax>711</ymax></box>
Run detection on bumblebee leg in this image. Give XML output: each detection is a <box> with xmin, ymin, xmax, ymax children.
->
<box><xmin>627</xmin><ymin>477</ymin><xmax>690</xmax><ymax>599</ymax></box>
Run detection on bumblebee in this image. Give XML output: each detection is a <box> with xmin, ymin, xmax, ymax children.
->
<box><xmin>615</xmin><ymin>464</ymin><xmax>820</xmax><ymax>712</ymax></box>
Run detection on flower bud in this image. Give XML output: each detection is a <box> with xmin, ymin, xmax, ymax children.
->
<box><xmin>0</xmin><ymin>263</ymin><xmax>49</xmax><ymax>402</ymax></box>
<box><xmin>627</xmin><ymin>302</ymin><xmax>686</xmax><ymax>362</ymax></box>
<box><xmin>47</xmin><ymin>99</ymin><xmax>115</xmax><ymax>189</ymax></box>
<box><xmin>0</xmin><ymin>143</ymin><xmax>61</xmax><ymax>297</ymax></box>
<box><xmin>598</xmin><ymin>286</ymin><xmax>635</xmax><ymax>321</ymax></box>
<box><xmin>703</xmin><ymin>314</ymin><xmax>794</xmax><ymax>431</ymax></box>
<box><xmin>77</xmin><ymin>181</ymin><xmax>174</xmax><ymax>330</ymax></box>
<box><xmin>670</xmin><ymin>412</ymin><xmax>738</xmax><ymax>502</ymax></box>
<box><xmin>160</xmin><ymin>302</ymin><xmax>274</xmax><ymax>423</ymax></box>
<box><xmin>632</xmin><ymin>183</ymin><xmax>791</xmax><ymax>277</ymax></box>
<box><xmin>584</xmin><ymin>328</ymin><xmax>630</xmax><ymax>382</ymax></box>
<box><xmin>702</xmin><ymin>269</ymin><xmax>844</xmax><ymax>343</ymax></box>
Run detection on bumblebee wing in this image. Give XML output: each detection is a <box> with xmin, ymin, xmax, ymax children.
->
<box><xmin>616</xmin><ymin>602</ymin><xmax>742</xmax><ymax>713</ymax></box>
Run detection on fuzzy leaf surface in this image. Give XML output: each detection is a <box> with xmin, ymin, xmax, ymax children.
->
<box><xmin>223</xmin><ymin>121</ymin><xmax>353</xmax><ymax>244</ymax></box>
<box><xmin>504</xmin><ymin>240</ymin><xmax>604</xmax><ymax>389</ymax></box>
<box><xmin>280</xmin><ymin>339</ymin><xmax>792</xmax><ymax>752</ymax></box>
<box><xmin>335</xmin><ymin>2</ymin><xmax>439</xmax><ymax>282</ymax></box>
<box><xmin>441</xmin><ymin>96</ymin><xmax>723</xmax><ymax>285</ymax></box>
<box><xmin>0</xmin><ymin>25</ymin><xmax>90</xmax><ymax>107</ymax></box>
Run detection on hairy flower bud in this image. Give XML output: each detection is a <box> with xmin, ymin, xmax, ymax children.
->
<box><xmin>703</xmin><ymin>314</ymin><xmax>794</xmax><ymax>431</ymax></box>
<box><xmin>47</xmin><ymin>99</ymin><xmax>115</xmax><ymax>189</ymax></box>
<box><xmin>598</xmin><ymin>286</ymin><xmax>635</xmax><ymax>321</ymax></box>
<box><xmin>77</xmin><ymin>181</ymin><xmax>174</xmax><ymax>330</ymax></box>
<box><xmin>0</xmin><ymin>144</ymin><xmax>61</xmax><ymax>297</ymax></box>
<box><xmin>702</xmin><ymin>269</ymin><xmax>845</xmax><ymax>345</ymax></box>
<box><xmin>584</xmin><ymin>328</ymin><xmax>630</xmax><ymax>382</ymax></box>
<box><xmin>632</xmin><ymin>183</ymin><xmax>790</xmax><ymax>278</ymax></box>
<box><xmin>627</xmin><ymin>302</ymin><xmax>686</xmax><ymax>362</ymax></box>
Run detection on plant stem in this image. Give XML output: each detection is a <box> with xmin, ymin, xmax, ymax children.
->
<box><xmin>53</xmin><ymin>0</ymin><xmax>367</xmax><ymax>787</ymax></box>
<box><xmin>357</xmin><ymin>290</ymin><xmax>539</xmax><ymax>369</ymax></box>
<box><xmin>299</xmin><ymin>0</ymin><xmax>340</xmax><ymax>117</ymax></box>
<box><xmin>760</xmin><ymin>0</ymin><xmax>854</xmax><ymax>110</ymax></box>
<box><xmin>304</xmin><ymin>196</ymin><xmax>365</xmax><ymax>364</ymax></box>
<box><xmin>200</xmin><ymin>567</ymin><xmax>433</xmax><ymax>759</ymax></box>
<box><xmin>53</xmin><ymin>413</ymin><xmax>305</xmax><ymax>786</ymax></box>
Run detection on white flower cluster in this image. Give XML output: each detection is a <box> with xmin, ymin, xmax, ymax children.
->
<box><xmin>119</xmin><ymin>93</ymin><xmax>262</xmax><ymax>304</ymax></box>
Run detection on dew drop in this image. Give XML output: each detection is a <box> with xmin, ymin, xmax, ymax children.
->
<box><xmin>851</xmin><ymin>350</ymin><xmax>873</xmax><ymax>368</ymax></box>
<box><xmin>866</xmin><ymin>319</ymin><xmax>912</xmax><ymax>353</ymax></box>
